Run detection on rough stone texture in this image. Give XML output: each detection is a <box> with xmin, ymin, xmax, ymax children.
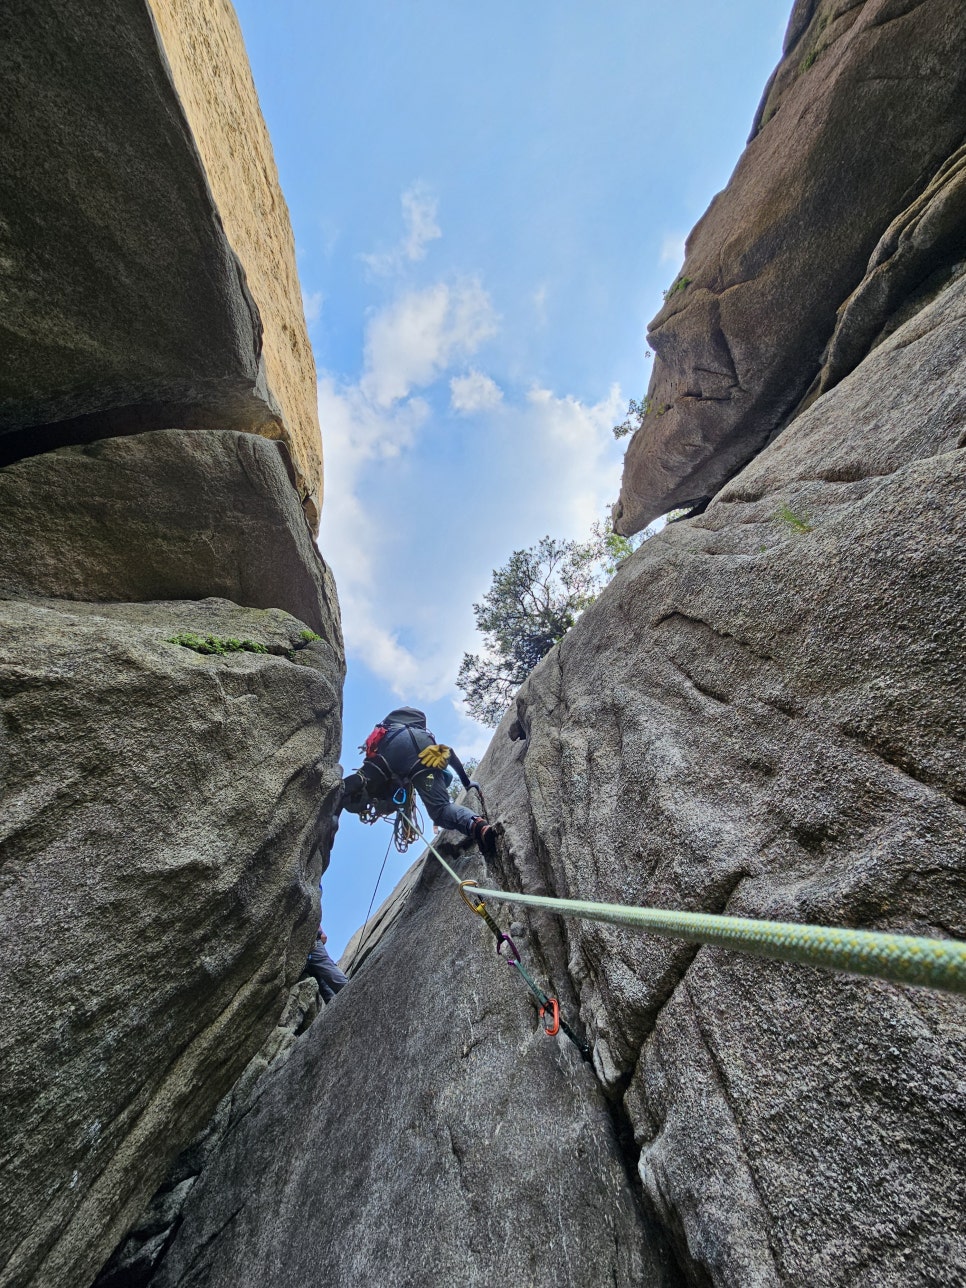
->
<box><xmin>615</xmin><ymin>0</ymin><xmax>966</xmax><ymax>534</ymax></box>
<box><xmin>0</xmin><ymin>598</ymin><xmax>343</xmax><ymax>1288</ymax></box>
<box><xmin>94</xmin><ymin>978</ymin><xmax>322</xmax><ymax>1288</ymax></box>
<box><xmin>485</xmin><ymin>270</ymin><xmax>966</xmax><ymax>1283</ymax></box>
<box><xmin>146</xmin><ymin>0</ymin><xmax>324</xmax><ymax>526</ymax></box>
<box><xmin>145</xmin><ymin>847</ymin><xmax>680</xmax><ymax>1288</ymax></box>
<box><xmin>0</xmin><ymin>0</ymin><xmax>322</xmax><ymax>526</ymax></box>
<box><xmin>0</xmin><ymin>429</ymin><xmax>341</xmax><ymax>642</ymax></box>
<box><xmin>818</xmin><ymin>142</ymin><xmax>966</xmax><ymax>396</ymax></box>
<box><xmin>116</xmin><ymin>267</ymin><xmax>964</xmax><ymax>1288</ymax></box>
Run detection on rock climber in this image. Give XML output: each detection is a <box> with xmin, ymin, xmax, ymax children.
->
<box><xmin>302</xmin><ymin>924</ymin><xmax>348</xmax><ymax>1003</ymax></box>
<box><xmin>340</xmin><ymin>706</ymin><xmax>497</xmax><ymax>857</ymax></box>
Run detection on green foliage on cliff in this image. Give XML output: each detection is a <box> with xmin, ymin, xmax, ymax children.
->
<box><xmin>457</xmin><ymin>523</ymin><xmax>647</xmax><ymax>727</ymax></box>
<box><xmin>662</xmin><ymin>274</ymin><xmax>692</xmax><ymax>300</ymax></box>
<box><xmin>774</xmin><ymin>502</ymin><xmax>813</xmax><ymax>534</ymax></box>
<box><xmin>167</xmin><ymin>632</ymin><xmax>268</xmax><ymax>656</ymax></box>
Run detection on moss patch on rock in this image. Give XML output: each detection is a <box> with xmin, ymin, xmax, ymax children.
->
<box><xmin>167</xmin><ymin>632</ymin><xmax>268</xmax><ymax>656</ymax></box>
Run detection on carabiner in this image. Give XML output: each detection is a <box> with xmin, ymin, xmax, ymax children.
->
<box><xmin>539</xmin><ymin>997</ymin><xmax>560</xmax><ymax>1037</ymax></box>
<box><xmin>458</xmin><ymin>879</ymin><xmax>486</xmax><ymax>917</ymax></box>
<box><xmin>392</xmin><ymin>786</ymin><xmax>407</xmax><ymax>806</ymax></box>
<box><xmin>496</xmin><ymin>932</ymin><xmax>521</xmax><ymax>964</ymax></box>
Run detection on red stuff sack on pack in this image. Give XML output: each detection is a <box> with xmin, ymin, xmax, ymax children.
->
<box><xmin>363</xmin><ymin>724</ymin><xmax>388</xmax><ymax>759</ymax></box>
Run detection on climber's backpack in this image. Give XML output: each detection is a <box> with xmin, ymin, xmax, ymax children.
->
<box><xmin>361</xmin><ymin>708</ymin><xmax>430</xmax><ymax>761</ymax></box>
<box><xmin>358</xmin><ymin>707</ymin><xmax>468</xmax><ymax>807</ymax></box>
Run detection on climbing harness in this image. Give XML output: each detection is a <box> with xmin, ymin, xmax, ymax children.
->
<box><xmin>357</xmin><ymin>780</ymin><xmax>423</xmax><ymax>853</ymax></box>
<box><xmin>352</xmin><ymin>713</ymin><xmax>476</xmax><ymax>847</ymax></box>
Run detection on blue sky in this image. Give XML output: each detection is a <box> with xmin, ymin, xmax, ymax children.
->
<box><xmin>232</xmin><ymin>0</ymin><xmax>791</xmax><ymax>955</ymax></box>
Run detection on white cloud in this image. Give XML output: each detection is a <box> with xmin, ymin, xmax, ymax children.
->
<box><xmin>532</xmin><ymin>282</ymin><xmax>549</xmax><ymax>327</ymax></box>
<box><xmin>449</xmin><ymin>370</ymin><xmax>503</xmax><ymax>414</ymax></box>
<box><xmin>303</xmin><ymin>290</ymin><xmax>324</xmax><ymax>325</ymax></box>
<box><xmin>362</xmin><ymin>183</ymin><xmax>442</xmax><ymax>275</ymax></box>
<box><xmin>400</xmin><ymin>186</ymin><xmax>441</xmax><ymax>262</ymax></box>
<box><xmin>319</xmin><ymin>365</ymin><xmax>626</xmax><ymax>707</ymax></box>
<box><xmin>316</xmin><ymin>245</ymin><xmax>626</xmax><ymax>728</ymax></box>
<box><xmin>317</xmin><ymin>275</ymin><xmax>498</xmax><ymax>697</ymax></box>
<box><xmin>519</xmin><ymin>383</ymin><xmax>626</xmax><ymax>536</ymax></box>
<box><xmin>448</xmin><ymin>698</ymin><xmax>495</xmax><ymax>760</ymax></box>
<box><xmin>361</xmin><ymin>280</ymin><xmax>498</xmax><ymax>408</ymax></box>
<box><xmin>659</xmin><ymin>232</ymin><xmax>687</xmax><ymax>266</ymax></box>
<box><xmin>318</xmin><ymin>371</ymin><xmax>447</xmax><ymax>699</ymax></box>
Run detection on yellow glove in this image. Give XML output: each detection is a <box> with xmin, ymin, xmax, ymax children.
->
<box><xmin>417</xmin><ymin>743</ymin><xmax>451</xmax><ymax>770</ymax></box>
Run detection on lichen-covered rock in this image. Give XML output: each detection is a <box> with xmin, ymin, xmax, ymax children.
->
<box><xmin>0</xmin><ymin>598</ymin><xmax>343</xmax><ymax>1288</ymax></box>
<box><xmin>142</xmin><ymin>850</ymin><xmax>679</xmax><ymax>1288</ymax></box>
<box><xmin>0</xmin><ymin>0</ymin><xmax>322</xmax><ymax>525</ymax></box>
<box><xmin>0</xmin><ymin>429</ymin><xmax>341</xmax><ymax>643</ymax></box>
<box><xmin>615</xmin><ymin>0</ymin><xmax>966</xmax><ymax>534</ymax></box>
<box><xmin>146</xmin><ymin>0</ymin><xmax>324</xmax><ymax>525</ymax></box>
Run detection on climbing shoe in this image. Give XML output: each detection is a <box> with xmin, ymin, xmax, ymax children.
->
<box><xmin>470</xmin><ymin>816</ymin><xmax>497</xmax><ymax>859</ymax></box>
<box><xmin>340</xmin><ymin>772</ymin><xmax>367</xmax><ymax>815</ymax></box>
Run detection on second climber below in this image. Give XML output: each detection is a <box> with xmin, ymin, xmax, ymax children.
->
<box><xmin>340</xmin><ymin>706</ymin><xmax>497</xmax><ymax>857</ymax></box>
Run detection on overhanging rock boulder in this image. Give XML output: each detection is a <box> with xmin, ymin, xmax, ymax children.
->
<box><xmin>146</xmin><ymin>0</ymin><xmax>325</xmax><ymax>527</ymax></box>
<box><xmin>0</xmin><ymin>429</ymin><xmax>340</xmax><ymax>641</ymax></box>
<box><xmin>615</xmin><ymin>0</ymin><xmax>966</xmax><ymax>534</ymax></box>
<box><xmin>0</xmin><ymin>598</ymin><xmax>343</xmax><ymax>1288</ymax></box>
<box><xmin>1</xmin><ymin>0</ymin><xmax>323</xmax><ymax>524</ymax></box>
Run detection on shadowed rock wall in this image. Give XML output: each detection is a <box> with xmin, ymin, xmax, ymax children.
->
<box><xmin>0</xmin><ymin>0</ymin><xmax>322</xmax><ymax>526</ymax></box>
<box><xmin>144</xmin><ymin>850</ymin><xmax>682</xmax><ymax>1288</ymax></box>
<box><xmin>0</xmin><ymin>599</ymin><xmax>342</xmax><ymax>1288</ymax></box>
<box><xmin>492</xmin><ymin>269</ymin><xmax>966</xmax><ymax>1282</ymax></box>
<box><xmin>0</xmin><ymin>430</ymin><xmax>337</xmax><ymax>635</ymax></box>
<box><xmin>0</xmin><ymin>4</ymin><xmax>343</xmax><ymax>1286</ymax></box>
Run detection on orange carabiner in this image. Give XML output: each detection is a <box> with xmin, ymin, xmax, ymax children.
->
<box><xmin>540</xmin><ymin>997</ymin><xmax>560</xmax><ymax>1037</ymax></box>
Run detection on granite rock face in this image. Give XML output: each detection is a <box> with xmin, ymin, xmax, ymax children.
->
<box><xmin>0</xmin><ymin>429</ymin><xmax>340</xmax><ymax>638</ymax></box>
<box><xmin>615</xmin><ymin>0</ymin><xmax>966</xmax><ymax>533</ymax></box>
<box><xmin>146</xmin><ymin>0</ymin><xmax>324</xmax><ymax>525</ymax></box>
<box><xmin>0</xmin><ymin>5</ymin><xmax>343</xmax><ymax>1287</ymax></box>
<box><xmin>145</xmin><ymin>850</ymin><xmax>680</xmax><ymax>1288</ymax></box>
<box><xmin>145</xmin><ymin>276</ymin><xmax>965</xmax><ymax>1288</ymax></box>
<box><xmin>491</xmin><ymin>270</ymin><xmax>966</xmax><ymax>1283</ymax></box>
<box><xmin>1</xmin><ymin>0</ymin><xmax>322</xmax><ymax>524</ymax></box>
<box><xmin>818</xmin><ymin>140</ymin><xmax>966</xmax><ymax>397</ymax></box>
<box><xmin>94</xmin><ymin>978</ymin><xmax>323</xmax><ymax>1288</ymax></box>
<box><xmin>0</xmin><ymin>598</ymin><xmax>342</xmax><ymax>1288</ymax></box>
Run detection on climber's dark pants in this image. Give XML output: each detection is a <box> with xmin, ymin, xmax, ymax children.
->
<box><xmin>303</xmin><ymin>943</ymin><xmax>348</xmax><ymax>1003</ymax></box>
<box><xmin>412</xmin><ymin>768</ymin><xmax>477</xmax><ymax>836</ymax></box>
